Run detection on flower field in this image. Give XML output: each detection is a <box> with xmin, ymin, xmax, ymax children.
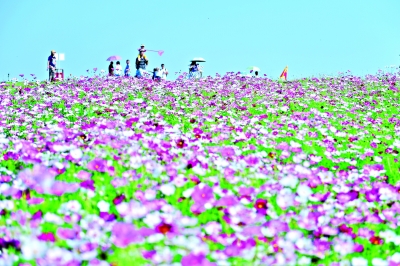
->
<box><xmin>0</xmin><ymin>71</ymin><xmax>400</xmax><ymax>266</ymax></box>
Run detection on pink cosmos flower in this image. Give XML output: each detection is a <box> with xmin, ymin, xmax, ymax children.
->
<box><xmin>86</xmin><ymin>158</ymin><xmax>107</xmax><ymax>172</ymax></box>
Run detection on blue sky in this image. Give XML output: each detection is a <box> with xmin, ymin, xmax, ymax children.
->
<box><xmin>1</xmin><ymin>0</ymin><xmax>399</xmax><ymax>81</ymax></box>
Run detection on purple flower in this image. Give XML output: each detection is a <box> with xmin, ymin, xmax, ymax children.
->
<box><xmin>111</xmin><ymin>177</ymin><xmax>128</xmax><ymax>187</ymax></box>
<box><xmin>244</xmin><ymin>156</ymin><xmax>259</xmax><ymax>166</ymax></box>
<box><xmin>76</xmin><ymin>170</ymin><xmax>92</xmax><ymax>180</ymax></box>
<box><xmin>365</xmin><ymin>213</ymin><xmax>384</xmax><ymax>224</ymax></box>
<box><xmin>31</xmin><ymin>210</ymin><xmax>42</xmax><ymax>221</ymax></box>
<box><xmin>38</xmin><ymin>232</ymin><xmax>56</xmax><ymax>242</ymax></box>
<box><xmin>220</xmin><ymin>147</ymin><xmax>235</xmax><ymax>157</ymax></box>
<box><xmin>216</xmin><ymin>195</ymin><xmax>239</xmax><ymax>207</ymax></box>
<box><xmin>57</xmin><ymin>227</ymin><xmax>78</xmax><ymax>240</ymax></box>
<box><xmin>353</xmin><ymin>243</ymin><xmax>364</xmax><ymax>252</ymax></box>
<box><xmin>111</xmin><ymin>222</ymin><xmax>143</xmax><ymax>248</ymax></box>
<box><xmin>87</xmin><ymin>158</ymin><xmax>107</xmax><ymax>172</ymax></box>
<box><xmin>113</xmin><ymin>194</ymin><xmax>125</xmax><ymax>205</ymax></box>
<box><xmin>99</xmin><ymin>212</ymin><xmax>116</xmax><ymax>222</ymax></box>
<box><xmin>3</xmin><ymin>151</ymin><xmax>19</xmax><ymax>161</ymax></box>
<box><xmin>336</xmin><ymin>190</ymin><xmax>359</xmax><ymax>204</ymax></box>
<box><xmin>276</xmin><ymin>142</ymin><xmax>290</xmax><ymax>151</ymax></box>
<box><xmin>181</xmin><ymin>253</ymin><xmax>216</xmax><ymax>266</ymax></box>
<box><xmin>142</xmin><ymin>250</ymin><xmax>156</xmax><ymax>260</ymax></box>
<box><xmin>155</xmin><ymin>222</ymin><xmax>177</xmax><ymax>235</ymax></box>
<box><xmin>254</xmin><ymin>199</ymin><xmax>268</xmax><ymax>215</ymax></box>
<box><xmin>18</xmin><ymin>164</ymin><xmax>56</xmax><ymax>194</ymax></box>
<box><xmin>365</xmin><ymin>188</ymin><xmax>380</xmax><ymax>202</ymax></box>
<box><xmin>193</xmin><ymin>127</ymin><xmax>203</xmax><ymax>134</ymax></box>
<box><xmin>314</xmin><ymin>239</ymin><xmax>331</xmax><ymax>253</ymax></box>
<box><xmin>358</xmin><ymin>228</ymin><xmax>375</xmax><ymax>238</ymax></box>
<box><xmin>191</xmin><ymin>184</ymin><xmax>214</xmax><ymax>204</ymax></box>
<box><xmin>80</xmin><ymin>180</ymin><xmax>95</xmax><ymax>191</ymax></box>
<box><xmin>224</xmin><ymin>167</ymin><xmax>235</xmax><ymax>179</ymax></box>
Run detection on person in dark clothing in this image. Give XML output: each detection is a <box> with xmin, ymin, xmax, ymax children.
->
<box><xmin>135</xmin><ymin>50</ymin><xmax>148</xmax><ymax>78</ymax></box>
<box><xmin>47</xmin><ymin>50</ymin><xmax>57</xmax><ymax>81</ymax></box>
<box><xmin>108</xmin><ymin>62</ymin><xmax>114</xmax><ymax>76</ymax></box>
<box><xmin>136</xmin><ymin>50</ymin><xmax>148</xmax><ymax>71</ymax></box>
<box><xmin>152</xmin><ymin>68</ymin><xmax>161</xmax><ymax>81</ymax></box>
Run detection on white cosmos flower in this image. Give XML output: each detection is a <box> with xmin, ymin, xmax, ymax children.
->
<box><xmin>351</xmin><ymin>257</ymin><xmax>368</xmax><ymax>266</ymax></box>
<box><xmin>145</xmin><ymin>189</ymin><xmax>157</xmax><ymax>200</ymax></box>
<box><xmin>297</xmin><ymin>185</ymin><xmax>312</xmax><ymax>200</ymax></box>
<box><xmin>371</xmin><ymin>258</ymin><xmax>388</xmax><ymax>266</ymax></box>
<box><xmin>160</xmin><ymin>184</ymin><xmax>175</xmax><ymax>196</ymax></box>
<box><xmin>279</xmin><ymin>175</ymin><xmax>298</xmax><ymax>189</ymax></box>
<box><xmin>391</xmin><ymin>253</ymin><xmax>400</xmax><ymax>263</ymax></box>
<box><xmin>183</xmin><ymin>187</ymin><xmax>194</xmax><ymax>198</ymax></box>
<box><xmin>21</xmin><ymin>239</ymin><xmax>47</xmax><ymax>260</ymax></box>
<box><xmin>97</xmin><ymin>200</ymin><xmax>110</xmax><ymax>212</ymax></box>
<box><xmin>143</xmin><ymin>212</ymin><xmax>161</xmax><ymax>227</ymax></box>
<box><xmin>70</xmin><ymin>149</ymin><xmax>83</xmax><ymax>159</ymax></box>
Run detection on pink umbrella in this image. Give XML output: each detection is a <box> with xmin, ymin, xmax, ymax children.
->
<box><xmin>107</xmin><ymin>55</ymin><xmax>122</xmax><ymax>61</ymax></box>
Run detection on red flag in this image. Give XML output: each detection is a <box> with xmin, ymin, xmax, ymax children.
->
<box><xmin>279</xmin><ymin>66</ymin><xmax>288</xmax><ymax>81</ymax></box>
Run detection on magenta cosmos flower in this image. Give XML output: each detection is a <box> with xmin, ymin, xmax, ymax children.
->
<box><xmin>254</xmin><ymin>198</ymin><xmax>268</xmax><ymax>215</ymax></box>
<box><xmin>86</xmin><ymin>158</ymin><xmax>107</xmax><ymax>172</ymax></box>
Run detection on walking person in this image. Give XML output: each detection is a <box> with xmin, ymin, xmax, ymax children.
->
<box><xmin>108</xmin><ymin>61</ymin><xmax>114</xmax><ymax>76</ymax></box>
<box><xmin>47</xmin><ymin>50</ymin><xmax>57</xmax><ymax>82</ymax></box>
<box><xmin>114</xmin><ymin>61</ymin><xmax>122</xmax><ymax>76</ymax></box>
<box><xmin>159</xmin><ymin>63</ymin><xmax>168</xmax><ymax>80</ymax></box>
<box><xmin>124</xmin><ymin>60</ymin><xmax>131</xmax><ymax>77</ymax></box>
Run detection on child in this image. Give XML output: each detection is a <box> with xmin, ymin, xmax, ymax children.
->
<box><xmin>125</xmin><ymin>60</ymin><xmax>130</xmax><ymax>77</ymax></box>
<box><xmin>114</xmin><ymin>61</ymin><xmax>122</xmax><ymax>76</ymax></box>
<box><xmin>152</xmin><ymin>68</ymin><xmax>161</xmax><ymax>81</ymax></box>
<box><xmin>138</xmin><ymin>44</ymin><xmax>146</xmax><ymax>53</ymax></box>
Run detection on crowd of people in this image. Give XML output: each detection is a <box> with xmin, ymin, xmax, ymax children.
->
<box><xmin>107</xmin><ymin>44</ymin><xmax>168</xmax><ymax>81</ymax></box>
<box><xmin>46</xmin><ymin>44</ymin><xmax>169</xmax><ymax>82</ymax></box>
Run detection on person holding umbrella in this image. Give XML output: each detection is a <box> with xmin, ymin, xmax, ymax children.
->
<box><xmin>108</xmin><ymin>61</ymin><xmax>114</xmax><ymax>76</ymax></box>
<box><xmin>106</xmin><ymin>55</ymin><xmax>122</xmax><ymax>76</ymax></box>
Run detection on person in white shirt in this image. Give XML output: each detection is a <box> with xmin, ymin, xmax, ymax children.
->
<box><xmin>159</xmin><ymin>63</ymin><xmax>168</xmax><ymax>80</ymax></box>
<box><xmin>114</xmin><ymin>61</ymin><xmax>122</xmax><ymax>76</ymax></box>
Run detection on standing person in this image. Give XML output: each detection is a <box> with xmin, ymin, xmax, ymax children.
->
<box><xmin>124</xmin><ymin>60</ymin><xmax>131</xmax><ymax>77</ymax></box>
<box><xmin>159</xmin><ymin>63</ymin><xmax>168</xmax><ymax>80</ymax></box>
<box><xmin>47</xmin><ymin>50</ymin><xmax>57</xmax><ymax>82</ymax></box>
<box><xmin>135</xmin><ymin>50</ymin><xmax>148</xmax><ymax>77</ymax></box>
<box><xmin>254</xmin><ymin>71</ymin><xmax>259</xmax><ymax>77</ymax></box>
<box><xmin>108</xmin><ymin>62</ymin><xmax>114</xmax><ymax>76</ymax></box>
<box><xmin>114</xmin><ymin>61</ymin><xmax>122</xmax><ymax>76</ymax></box>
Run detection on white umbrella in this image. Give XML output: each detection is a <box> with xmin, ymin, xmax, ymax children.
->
<box><xmin>247</xmin><ymin>66</ymin><xmax>260</xmax><ymax>71</ymax></box>
<box><xmin>191</xmin><ymin>57</ymin><xmax>206</xmax><ymax>62</ymax></box>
